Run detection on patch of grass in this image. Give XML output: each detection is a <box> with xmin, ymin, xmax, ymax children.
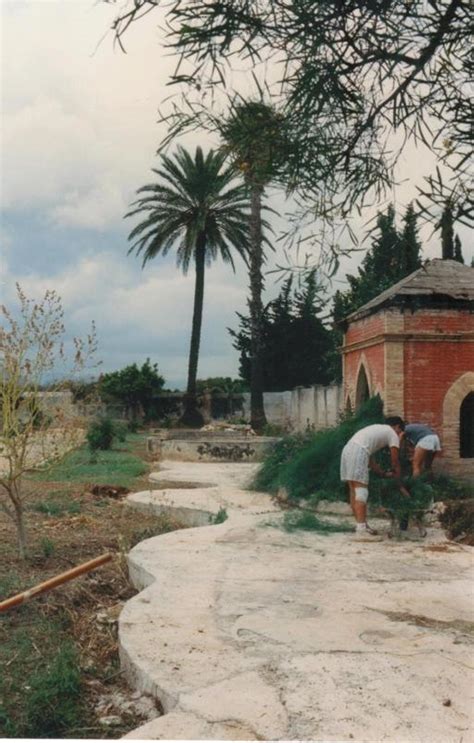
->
<box><xmin>0</xmin><ymin>618</ymin><xmax>83</xmax><ymax>738</ymax></box>
<box><xmin>40</xmin><ymin>537</ymin><xmax>56</xmax><ymax>558</ymax></box>
<box><xmin>32</xmin><ymin>498</ymin><xmax>81</xmax><ymax>517</ymax></box>
<box><xmin>0</xmin><ymin>572</ymin><xmax>22</xmax><ymax>601</ymax></box>
<box><xmin>24</xmin><ymin>640</ymin><xmax>82</xmax><ymax>737</ymax></box>
<box><xmin>282</xmin><ymin>510</ymin><xmax>353</xmax><ymax>534</ymax></box>
<box><xmin>32</xmin><ymin>446</ymin><xmax>148</xmax><ymax>489</ymax></box>
<box><xmin>211</xmin><ymin>507</ymin><xmax>228</xmax><ymax>524</ymax></box>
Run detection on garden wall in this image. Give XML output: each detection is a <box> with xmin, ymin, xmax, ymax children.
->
<box><xmin>242</xmin><ymin>384</ymin><xmax>343</xmax><ymax>432</ymax></box>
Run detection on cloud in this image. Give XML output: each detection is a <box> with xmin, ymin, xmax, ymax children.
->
<box><xmin>1</xmin><ymin>0</ymin><xmax>178</xmax><ymax>228</ymax></box>
<box><xmin>2</xmin><ymin>247</ymin><xmax>249</xmax><ymax>386</ymax></box>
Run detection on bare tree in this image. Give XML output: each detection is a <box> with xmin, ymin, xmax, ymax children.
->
<box><xmin>0</xmin><ymin>285</ymin><xmax>97</xmax><ymax>558</ymax></box>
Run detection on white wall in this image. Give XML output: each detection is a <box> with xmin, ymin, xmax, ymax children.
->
<box><xmin>242</xmin><ymin>384</ymin><xmax>343</xmax><ymax>432</ymax></box>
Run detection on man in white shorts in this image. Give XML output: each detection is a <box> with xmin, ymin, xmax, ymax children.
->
<box><xmin>403</xmin><ymin>423</ymin><xmax>442</xmax><ymax>476</ymax></box>
<box><xmin>340</xmin><ymin>417</ymin><xmax>406</xmax><ymax>541</ymax></box>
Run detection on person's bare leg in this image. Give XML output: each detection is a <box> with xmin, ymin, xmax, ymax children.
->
<box><xmin>348</xmin><ymin>482</ymin><xmax>356</xmax><ymax>517</ymax></box>
<box><xmin>349</xmin><ymin>480</ymin><xmax>367</xmax><ymax>524</ymax></box>
<box><xmin>412</xmin><ymin>446</ymin><xmax>427</xmax><ymax>476</ymax></box>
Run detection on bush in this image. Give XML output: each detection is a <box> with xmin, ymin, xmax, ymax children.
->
<box><xmin>86</xmin><ymin>417</ymin><xmax>115</xmax><ymax>452</ymax></box>
<box><xmin>252</xmin><ymin>396</ymin><xmax>384</xmax><ymax>501</ymax></box>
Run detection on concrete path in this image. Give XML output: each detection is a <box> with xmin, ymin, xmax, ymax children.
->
<box><xmin>120</xmin><ymin>460</ymin><xmax>473</xmax><ymax>742</ymax></box>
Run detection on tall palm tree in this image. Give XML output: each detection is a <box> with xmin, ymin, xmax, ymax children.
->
<box><xmin>126</xmin><ymin>146</ymin><xmax>250</xmax><ymax>427</ymax></box>
<box><xmin>220</xmin><ymin>99</ymin><xmax>290</xmax><ymax>432</ymax></box>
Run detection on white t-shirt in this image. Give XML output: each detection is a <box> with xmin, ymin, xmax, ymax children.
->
<box><xmin>350</xmin><ymin>424</ymin><xmax>400</xmax><ymax>455</ymax></box>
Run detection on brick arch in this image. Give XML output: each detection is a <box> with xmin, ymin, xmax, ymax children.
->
<box><xmin>442</xmin><ymin>372</ymin><xmax>474</xmax><ymax>460</ymax></box>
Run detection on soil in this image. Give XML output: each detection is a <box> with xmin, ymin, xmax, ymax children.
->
<box><xmin>0</xmin><ymin>438</ymin><xmax>184</xmax><ymax>738</ymax></box>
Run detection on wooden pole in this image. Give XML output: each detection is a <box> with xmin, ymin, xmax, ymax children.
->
<box><xmin>0</xmin><ymin>552</ymin><xmax>113</xmax><ymax>613</ymax></box>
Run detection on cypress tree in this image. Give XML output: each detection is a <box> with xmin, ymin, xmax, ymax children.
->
<box><xmin>454</xmin><ymin>234</ymin><xmax>464</xmax><ymax>264</ymax></box>
<box><xmin>440</xmin><ymin>201</ymin><xmax>455</xmax><ymax>259</ymax></box>
<box><xmin>400</xmin><ymin>203</ymin><xmax>422</xmax><ymax>275</ymax></box>
<box><xmin>333</xmin><ymin>203</ymin><xmax>422</xmax><ymax>321</ymax></box>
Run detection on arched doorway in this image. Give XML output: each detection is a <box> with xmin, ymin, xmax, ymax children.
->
<box><xmin>460</xmin><ymin>392</ymin><xmax>474</xmax><ymax>458</ymax></box>
<box><xmin>355</xmin><ymin>365</ymin><xmax>370</xmax><ymax>410</ymax></box>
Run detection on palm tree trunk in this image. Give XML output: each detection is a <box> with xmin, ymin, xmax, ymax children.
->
<box><xmin>248</xmin><ymin>183</ymin><xmax>267</xmax><ymax>433</ymax></box>
<box><xmin>181</xmin><ymin>233</ymin><xmax>206</xmax><ymax>427</ymax></box>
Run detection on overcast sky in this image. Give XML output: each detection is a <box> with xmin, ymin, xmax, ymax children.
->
<box><xmin>1</xmin><ymin>1</ymin><xmax>472</xmax><ymax>389</ymax></box>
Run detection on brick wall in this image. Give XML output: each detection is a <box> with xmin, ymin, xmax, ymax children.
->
<box><xmin>342</xmin><ymin>306</ymin><xmax>474</xmax><ymax>479</ymax></box>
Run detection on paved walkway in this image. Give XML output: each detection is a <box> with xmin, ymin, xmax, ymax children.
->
<box><xmin>120</xmin><ymin>460</ymin><xmax>473</xmax><ymax>741</ymax></box>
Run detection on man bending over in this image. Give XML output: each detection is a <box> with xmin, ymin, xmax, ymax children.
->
<box><xmin>340</xmin><ymin>417</ymin><xmax>406</xmax><ymax>542</ymax></box>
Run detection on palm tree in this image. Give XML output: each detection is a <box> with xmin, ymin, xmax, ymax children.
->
<box><xmin>220</xmin><ymin>99</ymin><xmax>290</xmax><ymax>432</ymax></box>
<box><xmin>126</xmin><ymin>146</ymin><xmax>250</xmax><ymax>427</ymax></box>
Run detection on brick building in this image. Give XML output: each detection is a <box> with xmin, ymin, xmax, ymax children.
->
<box><xmin>341</xmin><ymin>259</ymin><xmax>474</xmax><ymax>479</ymax></box>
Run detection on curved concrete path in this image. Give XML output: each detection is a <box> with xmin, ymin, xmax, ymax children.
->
<box><xmin>120</xmin><ymin>460</ymin><xmax>473</xmax><ymax>741</ymax></box>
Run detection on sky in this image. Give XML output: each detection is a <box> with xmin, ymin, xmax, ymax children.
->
<box><xmin>1</xmin><ymin>0</ymin><xmax>472</xmax><ymax>389</ymax></box>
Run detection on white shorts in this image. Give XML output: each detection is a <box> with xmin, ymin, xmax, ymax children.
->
<box><xmin>340</xmin><ymin>441</ymin><xmax>370</xmax><ymax>485</ymax></box>
<box><xmin>416</xmin><ymin>434</ymin><xmax>441</xmax><ymax>452</ymax></box>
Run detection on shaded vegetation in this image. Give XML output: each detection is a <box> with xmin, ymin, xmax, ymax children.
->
<box><xmin>252</xmin><ymin>396</ymin><xmax>473</xmax><ymax>526</ymax></box>
<box><xmin>252</xmin><ymin>396</ymin><xmax>384</xmax><ymax>500</ymax></box>
<box><xmin>282</xmin><ymin>511</ymin><xmax>353</xmax><ymax>535</ymax></box>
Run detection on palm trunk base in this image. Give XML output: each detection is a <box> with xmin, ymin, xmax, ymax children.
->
<box><xmin>250</xmin><ymin>409</ymin><xmax>267</xmax><ymax>434</ymax></box>
<box><xmin>179</xmin><ymin>395</ymin><xmax>204</xmax><ymax>428</ymax></box>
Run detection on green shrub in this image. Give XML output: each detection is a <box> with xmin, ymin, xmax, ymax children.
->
<box><xmin>127</xmin><ymin>419</ymin><xmax>139</xmax><ymax>433</ymax></box>
<box><xmin>253</xmin><ymin>396</ymin><xmax>384</xmax><ymax>501</ymax></box>
<box><xmin>113</xmin><ymin>420</ymin><xmax>129</xmax><ymax>442</ymax></box>
<box><xmin>211</xmin><ymin>507</ymin><xmax>228</xmax><ymax>524</ymax></box>
<box><xmin>86</xmin><ymin>417</ymin><xmax>115</xmax><ymax>452</ymax></box>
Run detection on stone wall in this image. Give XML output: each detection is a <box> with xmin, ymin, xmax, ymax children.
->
<box><xmin>242</xmin><ymin>384</ymin><xmax>343</xmax><ymax>432</ymax></box>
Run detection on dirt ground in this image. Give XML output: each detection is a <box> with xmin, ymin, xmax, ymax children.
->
<box><xmin>0</xmin><ymin>438</ymin><xmax>184</xmax><ymax>738</ymax></box>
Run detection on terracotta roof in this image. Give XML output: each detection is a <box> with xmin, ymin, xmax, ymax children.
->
<box><xmin>346</xmin><ymin>259</ymin><xmax>474</xmax><ymax>322</ymax></box>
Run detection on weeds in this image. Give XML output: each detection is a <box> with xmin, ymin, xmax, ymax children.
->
<box><xmin>32</xmin><ymin>498</ymin><xmax>81</xmax><ymax>517</ymax></box>
<box><xmin>0</xmin><ymin>620</ymin><xmax>83</xmax><ymax>738</ymax></box>
<box><xmin>211</xmin><ymin>507</ymin><xmax>228</xmax><ymax>524</ymax></box>
<box><xmin>24</xmin><ymin>640</ymin><xmax>82</xmax><ymax>737</ymax></box>
<box><xmin>40</xmin><ymin>537</ymin><xmax>56</xmax><ymax>558</ymax></box>
<box><xmin>282</xmin><ymin>510</ymin><xmax>353</xmax><ymax>534</ymax></box>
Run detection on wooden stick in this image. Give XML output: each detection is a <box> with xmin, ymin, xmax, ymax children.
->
<box><xmin>0</xmin><ymin>552</ymin><xmax>113</xmax><ymax>612</ymax></box>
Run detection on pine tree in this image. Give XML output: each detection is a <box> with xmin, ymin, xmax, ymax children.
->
<box><xmin>333</xmin><ymin>203</ymin><xmax>423</xmax><ymax>322</ymax></box>
<box><xmin>440</xmin><ymin>201</ymin><xmax>455</xmax><ymax>259</ymax></box>
<box><xmin>454</xmin><ymin>234</ymin><xmax>464</xmax><ymax>264</ymax></box>
<box><xmin>230</xmin><ymin>272</ymin><xmax>335</xmax><ymax>391</ymax></box>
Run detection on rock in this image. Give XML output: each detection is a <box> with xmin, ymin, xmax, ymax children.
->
<box><xmin>99</xmin><ymin>715</ymin><xmax>122</xmax><ymax>726</ymax></box>
<box><xmin>96</xmin><ymin>602</ymin><xmax>124</xmax><ymax>625</ymax></box>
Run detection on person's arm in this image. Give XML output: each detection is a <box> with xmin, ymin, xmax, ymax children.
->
<box><xmin>389</xmin><ymin>446</ymin><xmax>410</xmax><ymax>497</ymax></box>
<box><xmin>389</xmin><ymin>446</ymin><xmax>401</xmax><ymax>479</ymax></box>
